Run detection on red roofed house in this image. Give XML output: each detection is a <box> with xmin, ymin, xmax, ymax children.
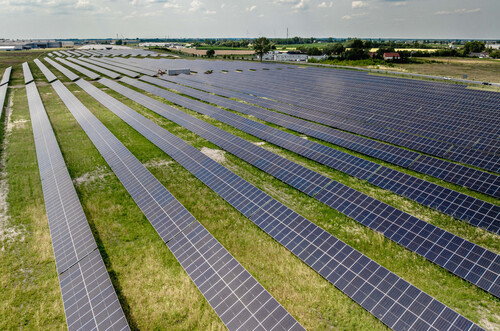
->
<box><xmin>383</xmin><ymin>52</ymin><xmax>400</xmax><ymax>60</ymax></box>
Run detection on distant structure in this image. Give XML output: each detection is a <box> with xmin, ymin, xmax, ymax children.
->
<box><xmin>486</xmin><ymin>43</ymin><xmax>500</xmax><ymax>50</ymax></box>
<box><xmin>0</xmin><ymin>39</ymin><xmax>73</xmax><ymax>51</ymax></box>
<box><xmin>468</xmin><ymin>52</ymin><xmax>490</xmax><ymax>58</ymax></box>
<box><xmin>383</xmin><ymin>52</ymin><xmax>401</xmax><ymax>60</ymax></box>
<box><xmin>258</xmin><ymin>50</ymin><xmax>326</xmax><ymax>62</ymax></box>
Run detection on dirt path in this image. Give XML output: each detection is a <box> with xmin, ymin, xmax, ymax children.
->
<box><xmin>0</xmin><ymin>92</ymin><xmax>24</xmax><ymax>250</ymax></box>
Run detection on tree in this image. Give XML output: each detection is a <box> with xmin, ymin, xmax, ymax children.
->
<box><xmin>307</xmin><ymin>47</ymin><xmax>322</xmax><ymax>56</ymax></box>
<box><xmin>463</xmin><ymin>41</ymin><xmax>485</xmax><ymax>54</ymax></box>
<box><xmin>323</xmin><ymin>43</ymin><xmax>344</xmax><ymax>56</ymax></box>
<box><xmin>115</xmin><ymin>39</ymin><xmax>123</xmax><ymax>45</ymax></box>
<box><xmin>253</xmin><ymin>37</ymin><xmax>272</xmax><ymax>62</ymax></box>
<box><xmin>206</xmin><ymin>49</ymin><xmax>215</xmax><ymax>57</ymax></box>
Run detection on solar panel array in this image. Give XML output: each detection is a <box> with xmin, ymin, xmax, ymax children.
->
<box><xmin>78</xmin><ymin>58</ymin><xmax>140</xmax><ymax>78</ymax></box>
<box><xmin>55</xmin><ymin>57</ymin><xmax>100</xmax><ymax>80</ymax></box>
<box><xmin>145</xmin><ymin>73</ymin><xmax>500</xmax><ymax>202</ymax></box>
<box><xmin>66</xmin><ymin>57</ymin><xmax>121</xmax><ymax>79</ymax></box>
<box><xmin>48</xmin><ymin>74</ymin><xmax>303</xmax><ymax>330</ymax></box>
<box><xmin>0</xmin><ymin>66</ymin><xmax>11</xmax><ymax>86</ymax></box>
<box><xmin>22</xmin><ymin>62</ymin><xmax>34</xmax><ymax>84</ymax></box>
<box><xmin>125</xmin><ymin>76</ymin><xmax>500</xmax><ymax>236</ymax></box>
<box><xmin>101</xmin><ymin>77</ymin><xmax>500</xmax><ymax>299</ymax></box>
<box><xmin>34</xmin><ymin>59</ymin><xmax>58</xmax><ymax>83</ymax></box>
<box><xmin>26</xmin><ymin>77</ymin><xmax>129</xmax><ymax>330</ymax></box>
<box><xmin>84</xmin><ymin>76</ymin><xmax>483</xmax><ymax>331</ymax></box>
<box><xmin>182</xmin><ymin>69</ymin><xmax>500</xmax><ymax>173</ymax></box>
<box><xmin>161</xmin><ymin>74</ymin><xmax>500</xmax><ymax>199</ymax></box>
<box><xmin>44</xmin><ymin>57</ymin><xmax>80</xmax><ymax>81</ymax></box>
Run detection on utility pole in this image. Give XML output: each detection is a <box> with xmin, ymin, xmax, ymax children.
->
<box><xmin>286</xmin><ymin>27</ymin><xmax>288</xmax><ymax>39</ymax></box>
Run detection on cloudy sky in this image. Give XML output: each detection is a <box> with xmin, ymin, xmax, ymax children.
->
<box><xmin>0</xmin><ymin>0</ymin><xmax>498</xmax><ymax>39</ymax></box>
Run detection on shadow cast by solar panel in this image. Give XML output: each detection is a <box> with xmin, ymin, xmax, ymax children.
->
<box><xmin>80</xmin><ymin>205</ymin><xmax>139</xmax><ymax>331</ymax></box>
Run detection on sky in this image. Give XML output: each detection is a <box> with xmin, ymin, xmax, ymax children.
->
<box><xmin>0</xmin><ymin>0</ymin><xmax>498</xmax><ymax>40</ymax></box>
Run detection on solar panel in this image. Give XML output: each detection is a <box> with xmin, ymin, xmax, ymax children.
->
<box><xmin>55</xmin><ymin>57</ymin><xmax>100</xmax><ymax>80</ymax></box>
<box><xmin>52</xmin><ymin>77</ymin><xmax>302</xmax><ymax>330</ymax></box>
<box><xmin>34</xmin><ymin>59</ymin><xmax>58</xmax><ymax>83</ymax></box>
<box><xmin>66</xmin><ymin>57</ymin><xmax>121</xmax><ymax>79</ymax></box>
<box><xmin>127</xmin><ymin>77</ymin><xmax>500</xmax><ymax>236</ymax></box>
<box><xmin>181</xmin><ymin>69</ymin><xmax>500</xmax><ymax>171</ymax></box>
<box><xmin>0</xmin><ymin>84</ymin><xmax>7</xmax><ymax>117</ymax></box>
<box><xmin>0</xmin><ymin>66</ymin><xmax>11</xmax><ymax>86</ymax></box>
<box><xmin>90</xmin><ymin>57</ymin><xmax>157</xmax><ymax>76</ymax></box>
<box><xmin>44</xmin><ymin>57</ymin><xmax>80</xmax><ymax>81</ymax></box>
<box><xmin>108</xmin><ymin>77</ymin><xmax>500</xmax><ymax>299</ymax></box>
<box><xmin>156</xmin><ymin>75</ymin><xmax>500</xmax><ymax>199</ymax></box>
<box><xmin>26</xmin><ymin>80</ymin><xmax>129</xmax><ymax>330</ymax></box>
<box><xmin>22</xmin><ymin>62</ymin><xmax>34</xmax><ymax>84</ymax></box>
<box><xmin>78</xmin><ymin>58</ymin><xmax>140</xmax><ymax>78</ymax></box>
<box><xmin>59</xmin><ymin>250</ymin><xmax>129</xmax><ymax>330</ymax></box>
<box><xmin>89</xmin><ymin>77</ymin><xmax>483</xmax><ymax>331</ymax></box>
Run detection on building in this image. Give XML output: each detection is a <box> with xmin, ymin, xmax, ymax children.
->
<box><xmin>469</xmin><ymin>52</ymin><xmax>490</xmax><ymax>58</ymax></box>
<box><xmin>486</xmin><ymin>43</ymin><xmax>500</xmax><ymax>50</ymax></box>
<box><xmin>383</xmin><ymin>52</ymin><xmax>401</xmax><ymax>60</ymax></box>
<box><xmin>0</xmin><ymin>39</ymin><xmax>72</xmax><ymax>51</ymax></box>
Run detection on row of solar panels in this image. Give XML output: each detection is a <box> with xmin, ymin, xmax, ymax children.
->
<box><xmin>106</xmin><ymin>76</ymin><xmax>500</xmax><ymax>300</ymax></box>
<box><xmin>181</xmin><ymin>69</ymin><xmax>499</xmax><ymax>173</ymax></box>
<box><xmin>47</xmin><ymin>56</ymin><xmax>500</xmax><ymax>297</ymax></box>
<box><xmin>32</xmin><ymin>56</ymin><xmax>487</xmax><ymax>330</ymax></box>
<box><xmin>137</xmin><ymin>74</ymin><xmax>500</xmax><ymax>232</ymax></box>
<box><xmin>23</xmin><ymin>63</ymin><xmax>130</xmax><ymax>331</ymax></box>
<box><xmin>69</xmin><ymin>56</ymin><xmax>500</xmax><ymax>202</ymax></box>
<box><xmin>153</xmin><ymin>73</ymin><xmax>500</xmax><ymax>198</ymax></box>
<box><xmin>26</xmin><ymin>61</ymin><xmax>304</xmax><ymax>330</ymax></box>
<box><xmin>0</xmin><ymin>67</ymin><xmax>10</xmax><ymax>118</ymax></box>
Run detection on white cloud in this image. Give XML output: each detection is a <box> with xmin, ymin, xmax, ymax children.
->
<box><xmin>342</xmin><ymin>12</ymin><xmax>367</xmax><ymax>20</ymax></box>
<box><xmin>204</xmin><ymin>9</ymin><xmax>216</xmax><ymax>14</ymax></box>
<box><xmin>274</xmin><ymin>0</ymin><xmax>309</xmax><ymax>11</ymax></box>
<box><xmin>163</xmin><ymin>2</ymin><xmax>180</xmax><ymax>8</ymax></box>
<box><xmin>317</xmin><ymin>1</ymin><xmax>332</xmax><ymax>8</ymax></box>
<box><xmin>188</xmin><ymin>0</ymin><xmax>201</xmax><ymax>11</ymax></box>
<box><xmin>352</xmin><ymin>1</ymin><xmax>367</xmax><ymax>9</ymax></box>
<box><xmin>220</xmin><ymin>3</ymin><xmax>224</xmax><ymax>8</ymax></box>
<box><xmin>246</xmin><ymin>5</ymin><xmax>256</xmax><ymax>11</ymax></box>
<box><xmin>390</xmin><ymin>1</ymin><xmax>407</xmax><ymax>7</ymax></box>
<box><xmin>292</xmin><ymin>0</ymin><xmax>309</xmax><ymax>10</ymax></box>
<box><xmin>258</xmin><ymin>13</ymin><xmax>264</xmax><ymax>17</ymax></box>
<box><xmin>435</xmin><ymin>7</ymin><xmax>480</xmax><ymax>15</ymax></box>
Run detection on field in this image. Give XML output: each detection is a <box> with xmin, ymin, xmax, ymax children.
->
<box><xmin>1</xmin><ymin>51</ymin><xmax>499</xmax><ymax>330</ymax></box>
<box><xmin>370</xmin><ymin>57</ymin><xmax>500</xmax><ymax>83</ymax></box>
<box><xmin>177</xmin><ymin>48</ymin><xmax>255</xmax><ymax>56</ymax></box>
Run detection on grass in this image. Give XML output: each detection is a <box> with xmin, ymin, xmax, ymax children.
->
<box><xmin>1</xmin><ymin>51</ymin><xmax>499</xmax><ymax>330</ymax></box>
<box><xmin>0</xmin><ymin>85</ymin><xmax>65</xmax><ymax>330</ymax></box>
<box><xmin>372</xmin><ymin>57</ymin><xmax>500</xmax><ymax>83</ymax></box>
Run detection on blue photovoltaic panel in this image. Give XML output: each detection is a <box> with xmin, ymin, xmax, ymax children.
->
<box><xmin>54</xmin><ymin>77</ymin><xmax>303</xmax><ymax>331</ymax></box>
<box><xmin>0</xmin><ymin>84</ymin><xmax>7</xmax><ymax>115</ymax></box>
<box><xmin>34</xmin><ymin>59</ymin><xmax>58</xmax><ymax>83</ymax></box>
<box><xmin>103</xmin><ymin>78</ymin><xmax>332</xmax><ymax>197</ymax></box>
<box><xmin>0</xmin><ymin>66</ymin><xmax>12</xmax><ymax>86</ymax></box>
<box><xmin>180</xmin><ymin>69</ymin><xmax>500</xmax><ymax>173</ymax></box>
<box><xmin>92</xmin><ymin>77</ymin><xmax>483</xmax><ymax>330</ymax></box>
<box><xmin>56</xmin><ymin>57</ymin><xmax>100</xmax><ymax>80</ymax></box>
<box><xmin>128</xmin><ymin>76</ymin><xmax>500</xmax><ymax>236</ymax></box>
<box><xmin>22</xmin><ymin>62</ymin><xmax>34</xmax><ymax>84</ymax></box>
<box><xmin>78</xmin><ymin>58</ymin><xmax>140</xmax><ymax>78</ymax></box>
<box><xmin>155</xmin><ymin>74</ymin><xmax>500</xmax><ymax>199</ymax></box>
<box><xmin>67</xmin><ymin>57</ymin><xmax>121</xmax><ymax>79</ymax></box>
<box><xmin>113</xmin><ymin>77</ymin><xmax>500</xmax><ymax>299</ymax></box>
<box><xmin>26</xmin><ymin>79</ymin><xmax>129</xmax><ymax>330</ymax></box>
<box><xmin>59</xmin><ymin>250</ymin><xmax>129</xmax><ymax>331</ymax></box>
<box><xmin>27</xmin><ymin>81</ymin><xmax>97</xmax><ymax>274</ymax></box>
<box><xmin>44</xmin><ymin>57</ymin><xmax>80</xmax><ymax>81</ymax></box>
